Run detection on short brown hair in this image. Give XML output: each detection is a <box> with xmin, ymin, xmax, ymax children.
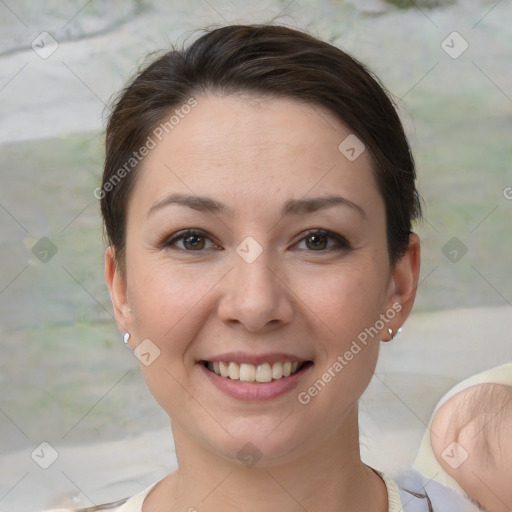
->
<box><xmin>100</xmin><ymin>23</ymin><xmax>423</xmax><ymax>271</ymax></box>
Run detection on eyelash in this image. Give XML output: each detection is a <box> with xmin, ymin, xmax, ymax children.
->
<box><xmin>160</xmin><ymin>228</ymin><xmax>351</xmax><ymax>253</ymax></box>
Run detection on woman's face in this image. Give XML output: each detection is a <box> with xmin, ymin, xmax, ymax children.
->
<box><xmin>106</xmin><ymin>93</ymin><xmax>419</xmax><ymax>466</ymax></box>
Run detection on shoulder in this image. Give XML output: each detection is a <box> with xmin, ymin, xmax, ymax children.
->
<box><xmin>40</xmin><ymin>503</ymin><xmax>128</xmax><ymax>512</ymax></box>
<box><xmin>39</xmin><ymin>485</ymin><xmax>153</xmax><ymax>512</ymax></box>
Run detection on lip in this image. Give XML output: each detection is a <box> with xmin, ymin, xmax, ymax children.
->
<box><xmin>198</xmin><ymin>360</ymin><xmax>314</xmax><ymax>401</ymax></box>
<box><xmin>198</xmin><ymin>352</ymin><xmax>307</xmax><ymax>365</ymax></box>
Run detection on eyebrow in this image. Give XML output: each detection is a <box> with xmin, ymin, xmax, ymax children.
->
<box><xmin>148</xmin><ymin>193</ymin><xmax>367</xmax><ymax>220</ymax></box>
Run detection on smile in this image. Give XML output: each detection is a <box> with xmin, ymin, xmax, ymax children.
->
<box><xmin>204</xmin><ymin>360</ymin><xmax>308</xmax><ymax>382</ymax></box>
<box><xmin>198</xmin><ymin>357</ymin><xmax>314</xmax><ymax>401</ymax></box>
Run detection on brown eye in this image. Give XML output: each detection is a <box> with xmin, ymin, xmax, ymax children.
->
<box><xmin>305</xmin><ymin>233</ymin><xmax>328</xmax><ymax>250</ymax></box>
<box><xmin>294</xmin><ymin>229</ymin><xmax>351</xmax><ymax>252</ymax></box>
<box><xmin>163</xmin><ymin>229</ymin><xmax>218</xmax><ymax>251</ymax></box>
<box><xmin>183</xmin><ymin>233</ymin><xmax>205</xmax><ymax>250</ymax></box>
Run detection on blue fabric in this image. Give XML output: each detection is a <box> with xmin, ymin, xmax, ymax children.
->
<box><xmin>395</xmin><ymin>467</ymin><xmax>478</xmax><ymax>512</ymax></box>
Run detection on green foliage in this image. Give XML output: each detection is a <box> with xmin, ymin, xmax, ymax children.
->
<box><xmin>384</xmin><ymin>0</ymin><xmax>455</xmax><ymax>8</ymax></box>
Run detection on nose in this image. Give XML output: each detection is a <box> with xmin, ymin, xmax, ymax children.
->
<box><xmin>217</xmin><ymin>248</ymin><xmax>294</xmax><ymax>333</ymax></box>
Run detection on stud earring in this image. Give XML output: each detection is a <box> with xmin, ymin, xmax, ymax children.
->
<box><xmin>123</xmin><ymin>332</ymin><xmax>130</xmax><ymax>344</ymax></box>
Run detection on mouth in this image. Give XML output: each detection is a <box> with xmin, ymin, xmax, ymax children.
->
<box><xmin>200</xmin><ymin>360</ymin><xmax>314</xmax><ymax>383</ymax></box>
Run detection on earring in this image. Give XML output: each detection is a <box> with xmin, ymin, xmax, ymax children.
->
<box><xmin>123</xmin><ymin>332</ymin><xmax>130</xmax><ymax>344</ymax></box>
<box><xmin>387</xmin><ymin>327</ymin><xmax>402</xmax><ymax>340</ymax></box>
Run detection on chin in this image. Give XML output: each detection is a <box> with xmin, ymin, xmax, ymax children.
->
<box><xmin>192</xmin><ymin>412</ymin><xmax>322</xmax><ymax>469</ymax></box>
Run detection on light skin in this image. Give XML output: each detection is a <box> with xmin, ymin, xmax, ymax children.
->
<box><xmin>105</xmin><ymin>93</ymin><xmax>421</xmax><ymax>511</ymax></box>
<box><xmin>431</xmin><ymin>383</ymin><xmax>512</xmax><ymax>512</ymax></box>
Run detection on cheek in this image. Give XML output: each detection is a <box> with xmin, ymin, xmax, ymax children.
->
<box><xmin>128</xmin><ymin>254</ymin><xmax>218</xmax><ymax>342</ymax></box>
<box><xmin>299</xmin><ymin>260</ymin><xmax>388</xmax><ymax>340</ymax></box>
<box><xmin>299</xmin><ymin>260</ymin><xmax>387</xmax><ymax>384</ymax></box>
<box><xmin>126</xmin><ymin>259</ymin><xmax>214</xmax><ymax>413</ymax></box>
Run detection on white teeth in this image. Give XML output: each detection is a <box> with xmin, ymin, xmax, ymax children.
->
<box><xmin>239</xmin><ymin>363</ymin><xmax>256</xmax><ymax>382</ymax></box>
<box><xmin>256</xmin><ymin>363</ymin><xmax>272</xmax><ymax>383</ymax></box>
<box><xmin>272</xmin><ymin>361</ymin><xmax>283</xmax><ymax>379</ymax></box>
<box><xmin>207</xmin><ymin>360</ymin><xmax>304</xmax><ymax>382</ymax></box>
<box><xmin>228</xmin><ymin>362</ymin><xmax>240</xmax><ymax>380</ymax></box>
<box><xmin>219</xmin><ymin>361</ymin><xmax>229</xmax><ymax>378</ymax></box>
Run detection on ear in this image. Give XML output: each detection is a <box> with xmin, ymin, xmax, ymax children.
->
<box><xmin>105</xmin><ymin>246</ymin><xmax>132</xmax><ymax>340</ymax></box>
<box><xmin>381</xmin><ymin>232</ymin><xmax>421</xmax><ymax>341</ymax></box>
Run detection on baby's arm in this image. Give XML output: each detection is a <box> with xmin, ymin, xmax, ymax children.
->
<box><xmin>430</xmin><ymin>383</ymin><xmax>512</xmax><ymax>512</ymax></box>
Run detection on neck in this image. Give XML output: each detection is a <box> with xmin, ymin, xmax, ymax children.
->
<box><xmin>147</xmin><ymin>407</ymin><xmax>388</xmax><ymax>512</ymax></box>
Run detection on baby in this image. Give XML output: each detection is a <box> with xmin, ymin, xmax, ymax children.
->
<box><xmin>395</xmin><ymin>363</ymin><xmax>512</xmax><ymax>512</ymax></box>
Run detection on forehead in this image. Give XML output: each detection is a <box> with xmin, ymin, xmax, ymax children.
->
<box><xmin>129</xmin><ymin>93</ymin><xmax>383</xmax><ymax>218</ymax></box>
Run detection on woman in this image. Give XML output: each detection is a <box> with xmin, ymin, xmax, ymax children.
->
<box><xmin>48</xmin><ymin>23</ymin><xmax>426</xmax><ymax>511</ymax></box>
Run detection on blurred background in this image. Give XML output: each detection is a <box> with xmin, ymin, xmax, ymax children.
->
<box><xmin>0</xmin><ymin>0</ymin><xmax>510</xmax><ymax>510</ymax></box>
